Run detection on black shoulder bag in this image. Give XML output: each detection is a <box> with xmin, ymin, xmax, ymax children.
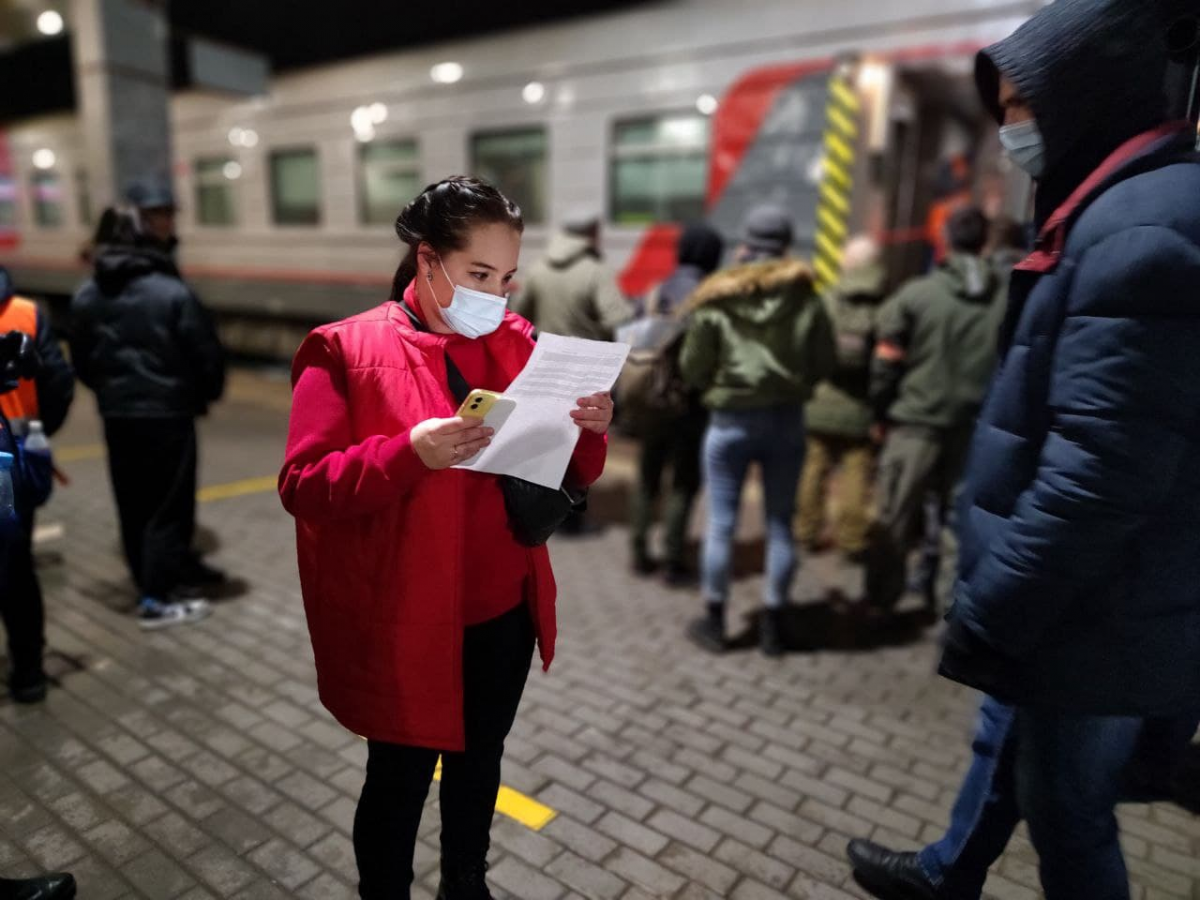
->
<box><xmin>400</xmin><ymin>303</ymin><xmax>587</xmax><ymax>547</ymax></box>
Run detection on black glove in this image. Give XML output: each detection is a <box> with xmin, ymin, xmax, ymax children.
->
<box><xmin>0</xmin><ymin>330</ymin><xmax>40</xmax><ymax>394</ymax></box>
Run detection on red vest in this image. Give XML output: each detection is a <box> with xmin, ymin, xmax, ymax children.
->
<box><xmin>280</xmin><ymin>302</ymin><xmax>606</xmax><ymax>749</ymax></box>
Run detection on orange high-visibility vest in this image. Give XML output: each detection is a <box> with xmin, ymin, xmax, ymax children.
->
<box><xmin>0</xmin><ymin>296</ymin><xmax>40</xmax><ymax>422</ymax></box>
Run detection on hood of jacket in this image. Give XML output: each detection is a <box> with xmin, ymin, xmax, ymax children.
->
<box><xmin>975</xmin><ymin>0</ymin><xmax>1171</xmax><ymax>226</ymax></box>
<box><xmin>545</xmin><ymin>232</ymin><xmax>597</xmax><ymax>269</ymax></box>
<box><xmin>834</xmin><ymin>260</ymin><xmax>887</xmax><ymax>302</ymax></box>
<box><xmin>688</xmin><ymin>258</ymin><xmax>816</xmax><ymax>325</ymax></box>
<box><xmin>937</xmin><ymin>253</ymin><xmax>998</xmax><ymax>305</ymax></box>
<box><xmin>93</xmin><ymin>246</ymin><xmax>180</xmax><ymax>295</ymax></box>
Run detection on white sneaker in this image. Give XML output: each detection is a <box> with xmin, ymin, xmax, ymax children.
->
<box><xmin>137</xmin><ymin>597</ymin><xmax>212</xmax><ymax>630</ymax></box>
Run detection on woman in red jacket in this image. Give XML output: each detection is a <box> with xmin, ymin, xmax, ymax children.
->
<box><xmin>279</xmin><ymin>177</ymin><xmax>611</xmax><ymax>900</ymax></box>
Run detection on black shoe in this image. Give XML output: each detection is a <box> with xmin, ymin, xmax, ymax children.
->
<box><xmin>663</xmin><ymin>562</ymin><xmax>696</xmax><ymax>588</ymax></box>
<box><xmin>686</xmin><ymin>605</ymin><xmax>725</xmax><ymax>653</ymax></box>
<box><xmin>0</xmin><ymin>872</ymin><xmax>78</xmax><ymax>899</ymax></box>
<box><xmin>436</xmin><ymin>860</ymin><xmax>493</xmax><ymax>900</ymax></box>
<box><xmin>178</xmin><ymin>558</ymin><xmax>228</xmax><ymax>593</ymax></box>
<box><xmin>760</xmin><ymin>608</ymin><xmax>785</xmax><ymax>657</ymax></box>
<box><xmin>632</xmin><ymin>555</ymin><xmax>660</xmax><ymax>577</ymax></box>
<box><xmin>8</xmin><ymin>669</ymin><xmax>48</xmax><ymax>705</ymax></box>
<box><xmin>846</xmin><ymin>839</ymin><xmax>938</xmax><ymax>900</ymax></box>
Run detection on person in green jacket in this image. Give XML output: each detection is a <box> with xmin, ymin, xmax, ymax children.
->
<box><xmin>796</xmin><ymin>236</ymin><xmax>886</xmax><ymax>561</ymax></box>
<box><xmin>679</xmin><ymin>205</ymin><xmax>836</xmax><ymax>656</ymax></box>
<box><xmin>510</xmin><ymin>212</ymin><xmax>632</xmax><ymax>341</ymax></box>
<box><xmin>865</xmin><ymin>207</ymin><xmax>1005</xmax><ymax>616</ymax></box>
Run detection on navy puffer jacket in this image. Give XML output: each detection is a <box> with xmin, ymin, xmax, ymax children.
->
<box><xmin>941</xmin><ymin>0</ymin><xmax>1200</xmax><ymax>715</ymax></box>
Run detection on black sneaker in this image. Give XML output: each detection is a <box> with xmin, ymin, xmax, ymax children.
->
<box><xmin>8</xmin><ymin>669</ymin><xmax>48</xmax><ymax>704</ymax></box>
<box><xmin>760</xmin><ymin>608</ymin><xmax>786</xmax><ymax>657</ymax></box>
<box><xmin>0</xmin><ymin>872</ymin><xmax>77</xmax><ymax>899</ymax></box>
<box><xmin>137</xmin><ymin>597</ymin><xmax>212</xmax><ymax>631</ymax></box>
<box><xmin>686</xmin><ymin>605</ymin><xmax>725</xmax><ymax>653</ymax></box>
<box><xmin>436</xmin><ymin>860</ymin><xmax>493</xmax><ymax>900</ymax></box>
<box><xmin>632</xmin><ymin>555</ymin><xmax>660</xmax><ymax>577</ymax></box>
<box><xmin>663</xmin><ymin>563</ymin><xmax>697</xmax><ymax>588</ymax></box>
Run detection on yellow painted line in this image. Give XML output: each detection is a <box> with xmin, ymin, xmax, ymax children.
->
<box><xmin>818</xmin><ymin>207</ymin><xmax>848</xmax><ymax>242</ymax></box>
<box><xmin>196</xmin><ymin>475</ymin><xmax>278</xmax><ymax>504</ymax></box>
<box><xmin>827</xmin><ymin>107</ymin><xmax>859</xmax><ymax>140</ymax></box>
<box><xmin>819</xmin><ymin>182</ymin><xmax>850</xmax><ymax>216</ymax></box>
<box><xmin>831</xmin><ymin>79</ymin><xmax>861</xmax><ymax>112</ymax></box>
<box><xmin>433</xmin><ymin>759</ymin><xmax>557</xmax><ymax>831</ymax></box>
<box><xmin>55</xmin><ymin>443</ymin><xmax>106</xmax><ymax>463</ymax></box>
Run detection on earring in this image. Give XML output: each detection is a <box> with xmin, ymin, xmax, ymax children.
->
<box><xmin>427</xmin><ymin>271</ymin><xmax>433</xmax><ymax>282</ymax></box>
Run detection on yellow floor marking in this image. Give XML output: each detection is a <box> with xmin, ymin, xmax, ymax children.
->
<box><xmin>55</xmin><ymin>443</ymin><xmax>106</xmax><ymax>463</ymax></box>
<box><xmin>433</xmin><ymin>759</ymin><xmax>557</xmax><ymax>831</ymax></box>
<box><xmin>196</xmin><ymin>475</ymin><xmax>278</xmax><ymax>504</ymax></box>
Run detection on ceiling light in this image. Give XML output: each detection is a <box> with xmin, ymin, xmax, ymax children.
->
<box><xmin>430</xmin><ymin>62</ymin><xmax>464</xmax><ymax>85</ymax></box>
<box><xmin>223</xmin><ymin>161</ymin><xmax>242</xmax><ymax>180</ymax></box>
<box><xmin>696</xmin><ymin>94</ymin><xmax>719</xmax><ymax>116</ymax></box>
<box><xmin>523</xmin><ymin>82</ymin><xmax>546</xmax><ymax>105</ymax></box>
<box><xmin>368</xmin><ymin>103</ymin><xmax>388</xmax><ymax>124</ymax></box>
<box><xmin>239</xmin><ymin>129</ymin><xmax>259</xmax><ymax>148</ymax></box>
<box><xmin>36</xmin><ymin>10</ymin><xmax>64</xmax><ymax>36</ymax></box>
<box><xmin>228</xmin><ymin>127</ymin><xmax>244</xmax><ymax>146</ymax></box>
<box><xmin>32</xmin><ymin>148</ymin><xmax>56</xmax><ymax>170</ymax></box>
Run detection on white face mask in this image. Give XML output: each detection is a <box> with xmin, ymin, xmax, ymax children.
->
<box><xmin>432</xmin><ymin>259</ymin><xmax>508</xmax><ymax>339</ymax></box>
<box><xmin>999</xmin><ymin>119</ymin><xmax>1047</xmax><ymax>180</ymax></box>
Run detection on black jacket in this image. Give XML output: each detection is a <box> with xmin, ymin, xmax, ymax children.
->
<box><xmin>69</xmin><ymin>248</ymin><xmax>226</xmax><ymax>419</ymax></box>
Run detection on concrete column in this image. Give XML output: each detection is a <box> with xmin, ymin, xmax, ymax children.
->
<box><xmin>70</xmin><ymin>0</ymin><xmax>172</xmax><ymax>211</ymax></box>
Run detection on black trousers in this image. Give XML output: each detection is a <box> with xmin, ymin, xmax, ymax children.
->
<box><xmin>0</xmin><ymin>523</ymin><xmax>45</xmax><ymax>678</ymax></box>
<box><xmin>353</xmin><ymin>602</ymin><xmax>536</xmax><ymax>900</ymax></box>
<box><xmin>104</xmin><ymin>417</ymin><xmax>197</xmax><ymax>599</ymax></box>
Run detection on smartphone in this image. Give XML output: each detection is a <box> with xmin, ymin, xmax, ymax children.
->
<box><xmin>454</xmin><ymin>391</ymin><xmax>517</xmax><ymax>466</ymax></box>
<box><xmin>457</xmin><ymin>389</ymin><xmax>504</xmax><ymax>420</ymax></box>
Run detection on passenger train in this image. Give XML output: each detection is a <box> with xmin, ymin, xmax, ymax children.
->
<box><xmin>0</xmin><ymin>0</ymin><xmax>1044</xmax><ymax>356</ymax></box>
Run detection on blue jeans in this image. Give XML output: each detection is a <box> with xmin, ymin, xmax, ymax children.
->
<box><xmin>920</xmin><ymin>697</ymin><xmax>1197</xmax><ymax>900</ymax></box>
<box><xmin>701</xmin><ymin>407</ymin><xmax>805</xmax><ymax>609</ymax></box>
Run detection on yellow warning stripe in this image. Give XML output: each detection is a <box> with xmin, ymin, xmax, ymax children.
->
<box><xmin>196</xmin><ymin>476</ymin><xmax>278</xmax><ymax>504</ymax></box>
<box><xmin>823</xmin><ymin>159</ymin><xmax>852</xmax><ymax>191</ymax></box>
<box><xmin>54</xmin><ymin>443</ymin><xmax>106</xmax><ymax>463</ymax></box>
<box><xmin>814</xmin><ymin>256</ymin><xmax>839</xmax><ymax>288</ymax></box>
<box><xmin>827</xmin><ymin>106</ymin><xmax>860</xmax><ymax>140</ymax></box>
<box><xmin>831</xmin><ymin>78</ymin><xmax>861</xmax><ymax>113</ymax></box>
<box><xmin>816</xmin><ymin>231</ymin><xmax>844</xmax><ymax>264</ymax></box>
<box><xmin>819</xmin><ymin>181</ymin><xmax>850</xmax><ymax>216</ymax></box>
<box><xmin>818</xmin><ymin>206</ymin><xmax>848</xmax><ymax>242</ymax></box>
<box><xmin>825</xmin><ymin>132</ymin><xmax>855</xmax><ymax>166</ymax></box>
<box><xmin>433</xmin><ymin>759</ymin><xmax>557</xmax><ymax>831</ymax></box>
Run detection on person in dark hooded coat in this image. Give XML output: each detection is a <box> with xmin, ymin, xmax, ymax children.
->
<box><xmin>627</xmin><ymin>222</ymin><xmax>723</xmax><ymax>583</ymax></box>
<box><xmin>70</xmin><ymin>205</ymin><xmax>226</xmax><ymax>630</ymax></box>
<box><xmin>845</xmin><ymin>1</ymin><xmax>1200</xmax><ymax>899</ymax></box>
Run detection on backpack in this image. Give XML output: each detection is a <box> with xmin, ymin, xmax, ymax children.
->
<box><xmin>613</xmin><ymin>286</ymin><xmax>692</xmax><ymax>438</ymax></box>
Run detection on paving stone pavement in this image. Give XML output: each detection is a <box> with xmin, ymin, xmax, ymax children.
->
<box><xmin>2</xmin><ymin>370</ymin><xmax>1198</xmax><ymax>900</ymax></box>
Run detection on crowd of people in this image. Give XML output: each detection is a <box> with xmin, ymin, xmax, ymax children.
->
<box><xmin>0</xmin><ymin>1</ymin><xmax>1198</xmax><ymax>899</ymax></box>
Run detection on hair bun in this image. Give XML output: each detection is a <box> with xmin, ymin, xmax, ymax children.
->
<box><xmin>394</xmin><ymin>190</ymin><xmax>432</xmax><ymax>242</ymax></box>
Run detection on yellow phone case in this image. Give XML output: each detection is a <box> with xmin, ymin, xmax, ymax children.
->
<box><xmin>457</xmin><ymin>389</ymin><xmax>503</xmax><ymax>419</ymax></box>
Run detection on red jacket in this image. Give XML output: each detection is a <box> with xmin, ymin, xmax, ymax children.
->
<box><xmin>279</xmin><ymin>301</ymin><xmax>607</xmax><ymax>749</ymax></box>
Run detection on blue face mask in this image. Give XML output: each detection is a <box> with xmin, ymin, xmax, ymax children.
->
<box><xmin>434</xmin><ymin>260</ymin><xmax>508</xmax><ymax>339</ymax></box>
<box><xmin>999</xmin><ymin>119</ymin><xmax>1047</xmax><ymax>180</ymax></box>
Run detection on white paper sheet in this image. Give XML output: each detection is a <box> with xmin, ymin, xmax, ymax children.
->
<box><xmin>455</xmin><ymin>334</ymin><xmax>630</xmax><ymax>489</ymax></box>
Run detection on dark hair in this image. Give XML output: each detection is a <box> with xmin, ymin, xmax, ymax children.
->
<box><xmin>989</xmin><ymin>215</ymin><xmax>1029</xmax><ymax>253</ymax></box>
<box><xmin>946</xmin><ymin>207</ymin><xmax>990</xmax><ymax>256</ymax></box>
<box><xmin>390</xmin><ymin>176</ymin><xmax>524</xmax><ymax>301</ymax></box>
<box><xmin>91</xmin><ymin>206</ymin><xmax>143</xmax><ymax>249</ymax></box>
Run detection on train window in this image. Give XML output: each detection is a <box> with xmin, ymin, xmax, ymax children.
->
<box><xmin>31</xmin><ymin>171</ymin><xmax>64</xmax><ymax>229</ymax></box>
<box><xmin>76</xmin><ymin>168</ymin><xmax>92</xmax><ymax>227</ymax></box>
<box><xmin>611</xmin><ymin>114</ymin><xmax>710</xmax><ymax>226</ymax></box>
<box><xmin>0</xmin><ymin>176</ymin><xmax>15</xmax><ymax>230</ymax></box>
<box><xmin>470</xmin><ymin>129</ymin><xmax>546</xmax><ymax>225</ymax></box>
<box><xmin>359</xmin><ymin>140</ymin><xmax>420</xmax><ymax>226</ymax></box>
<box><xmin>270</xmin><ymin>147</ymin><xmax>322</xmax><ymax>226</ymax></box>
<box><xmin>195</xmin><ymin>157</ymin><xmax>237</xmax><ymax>227</ymax></box>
